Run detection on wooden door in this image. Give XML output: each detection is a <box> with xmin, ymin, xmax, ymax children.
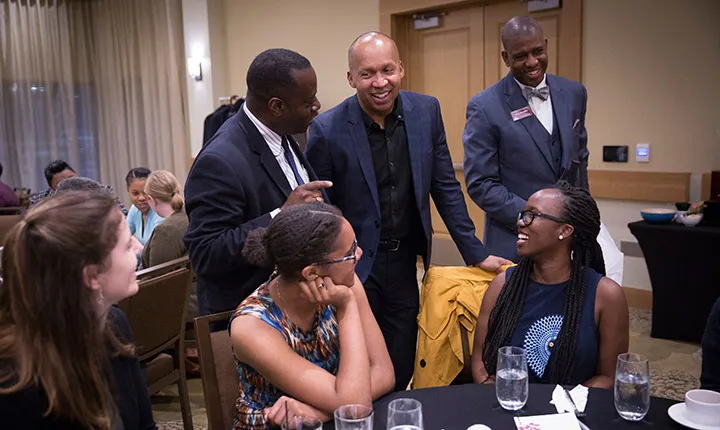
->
<box><xmin>394</xmin><ymin>0</ymin><xmax>582</xmax><ymax>265</ymax></box>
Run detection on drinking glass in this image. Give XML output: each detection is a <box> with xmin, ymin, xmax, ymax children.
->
<box><xmin>281</xmin><ymin>416</ymin><xmax>323</xmax><ymax>430</ymax></box>
<box><xmin>614</xmin><ymin>353</ymin><xmax>650</xmax><ymax>421</ymax></box>
<box><xmin>334</xmin><ymin>404</ymin><xmax>373</xmax><ymax>430</ymax></box>
<box><xmin>386</xmin><ymin>398</ymin><xmax>423</xmax><ymax>430</ymax></box>
<box><xmin>495</xmin><ymin>346</ymin><xmax>529</xmax><ymax>411</ymax></box>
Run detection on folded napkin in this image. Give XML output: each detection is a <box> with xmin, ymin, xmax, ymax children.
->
<box><xmin>550</xmin><ymin>384</ymin><xmax>589</xmax><ymax>414</ymax></box>
<box><xmin>514</xmin><ymin>412</ymin><xmax>581</xmax><ymax>430</ymax></box>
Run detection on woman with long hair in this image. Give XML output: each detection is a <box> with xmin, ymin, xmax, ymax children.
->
<box><xmin>471</xmin><ymin>181</ymin><xmax>629</xmax><ymax>388</ymax></box>
<box><xmin>141</xmin><ymin>170</ymin><xmax>188</xmax><ymax>268</ymax></box>
<box><xmin>126</xmin><ymin>167</ymin><xmax>163</xmax><ymax>245</ymax></box>
<box><xmin>0</xmin><ymin>191</ymin><xmax>154</xmax><ymax>429</ymax></box>
<box><xmin>230</xmin><ymin>202</ymin><xmax>395</xmax><ymax>429</ymax></box>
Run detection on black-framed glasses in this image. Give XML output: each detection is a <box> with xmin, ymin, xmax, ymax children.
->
<box><xmin>518</xmin><ymin>210</ymin><xmax>569</xmax><ymax>227</ymax></box>
<box><xmin>314</xmin><ymin>238</ymin><xmax>358</xmax><ymax>265</ymax></box>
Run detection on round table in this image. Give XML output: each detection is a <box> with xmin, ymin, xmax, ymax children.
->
<box><xmin>324</xmin><ymin>383</ymin><xmax>683</xmax><ymax>429</ymax></box>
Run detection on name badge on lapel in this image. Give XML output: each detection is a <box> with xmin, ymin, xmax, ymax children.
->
<box><xmin>511</xmin><ymin>106</ymin><xmax>534</xmax><ymax>122</ymax></box>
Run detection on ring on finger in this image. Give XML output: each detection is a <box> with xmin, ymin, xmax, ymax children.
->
<box><xmin>318</xmin><ymin>282</ymin><xmax>326</xmax><ymax>289</ymax></box>
<box><xmin>315</xmin><ymin>196</ymin><xmax>323</xmax><ymax>202</ymax></box>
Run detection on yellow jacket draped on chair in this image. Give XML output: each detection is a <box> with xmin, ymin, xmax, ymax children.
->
<box><xmin>414</xmin><ymin>265</ymin><xmax>508</xmax><ymax>388</ymax></box>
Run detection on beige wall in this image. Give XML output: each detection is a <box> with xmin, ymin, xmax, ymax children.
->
<box><xmin>583</xmin><ymin>0</ymin><xmax>720</xmax><ymax>173</ymax></box>
<box><xmin>583</xmin><ymin>0</ymin><xmax>720</xmax><ymax>290</ymax></box>
<box><xmin>211</xmin><ymin>0</ymin><xmax>720</xmax><ymax>168</ymax></box>
<box><xmin>217</xmin><ymin>0</ymin><xmax>380</xmax><ymax>112</ymax></box>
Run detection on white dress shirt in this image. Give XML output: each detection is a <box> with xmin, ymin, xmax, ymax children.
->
<box><xmin>243</xmin><ymin>102</ymin><xmax>310</xmax><ymax>188</ymax></box>
<box><xmin>515</xmin><ymin>75</ymin><xmax>554</xmax><ymax>135</ymax></box>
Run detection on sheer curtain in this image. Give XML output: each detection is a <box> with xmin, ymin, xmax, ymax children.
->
<box><xmin>0</xmin><ymin>0</ymin><xmax>188</xmax><ymax>200</ymax></box>
<box><xmin>91</xmin><ymin>0</ymin><xmax>188</xmax><ymax>199</ymax></box>
<box><xmin>0</xmin><ymin>0</ymin><xmax>97</xmax><ymax>193</ymax></box>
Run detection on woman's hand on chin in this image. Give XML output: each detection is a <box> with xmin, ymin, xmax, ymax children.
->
<box><xmin>298</xmin><ymin>276</ymin><xmax>354</xmax><ymax>310</ymax></box>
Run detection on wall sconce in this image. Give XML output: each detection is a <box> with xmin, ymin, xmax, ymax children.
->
<box><xmin>188</xmin><ymin>57</ymin><xmax>203</xmax><ymax>81</ymax></box>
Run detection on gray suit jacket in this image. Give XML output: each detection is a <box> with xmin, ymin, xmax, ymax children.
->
<box><xmin>462</xmin><ymin>73</ymin><xmax>589</xmax><ymax>261</ymax></box>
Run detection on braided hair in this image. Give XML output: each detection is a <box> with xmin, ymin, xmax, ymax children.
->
<box><xmin>482</xmin><ymin>181</ymin><xmax>605</xmax><ymax>384</ymax></box>
<box><xmin>242</xmin><ymin>202</ymin><xmax>344</xmax><ymax>280</ymax></box>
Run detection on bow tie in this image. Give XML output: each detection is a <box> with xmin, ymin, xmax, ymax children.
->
<box><xmin>523</xmin><ymin>86</ymin><xmax>550</xmax><ymax>101</ymax></box>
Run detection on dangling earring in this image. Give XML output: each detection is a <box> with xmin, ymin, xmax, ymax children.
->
<box><xmin>96</xmin><ymin>290</ymin><xmax>105</xmax><ymax>309</ymax></box>
<box><xmin>559</xmin><ymin>234</ymin><xmax>564</xmax><ymax>240</ymax></box>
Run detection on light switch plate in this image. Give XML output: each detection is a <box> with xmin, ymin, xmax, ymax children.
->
<box><xmin>636</xmin><ymin>143</ymin><xmax>650</xmax><ymax>163</ymax></box>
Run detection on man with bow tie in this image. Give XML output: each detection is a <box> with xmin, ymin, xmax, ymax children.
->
<box><xmin>462</xmin><ymin>16</ymin><xmax>590</xmax><ymax>262</ymax></box>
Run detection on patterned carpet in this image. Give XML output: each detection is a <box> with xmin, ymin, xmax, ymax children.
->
<box><xmin>151</xmin><ymin>308</ymin><xmax>702</xmax><ymax>427</ymax></box>
<box><xmin>628</xmin><ymin>308</ymin><xmax>702</xmax><ymax>401</ymax></box>
<box><xmin>157</xmin><ymin>421</ymin><xmax>202</xmax><ymax>430</ymax></box>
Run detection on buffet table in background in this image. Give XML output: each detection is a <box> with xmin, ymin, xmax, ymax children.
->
<box><xmin>628</xmin><ymin>220</ymin><xmax>720</xmax><ymax>343</ymax></box>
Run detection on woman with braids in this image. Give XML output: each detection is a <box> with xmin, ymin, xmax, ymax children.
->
<box><xmin>471</xmin><ymin>181</ymin><xmax>629</xmax><ymax>388</ymax></box>
<box><xmin>229</xmin><ymin>202</ymin><xmax>395</xmax><ymax>429</ymax></box>
<box><xmin>0</xmin><ymin>191</ymin><xmax>154</xmax><ymax>429</ymax></box>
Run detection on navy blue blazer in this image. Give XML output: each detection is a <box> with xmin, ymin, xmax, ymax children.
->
<box><xmin>306</xmin><ymin>91</ymin><xmax>489</xmax><ymax>282</ymax></box>
<box><xmin>462</xmin><ymin>73</ymin><xmax>589</xmax><ymax>261</ymax></box>
<box><xmin>184</xmin><ymin>109</ymin><xmax>322</xmax><ymax>314</ymax></box>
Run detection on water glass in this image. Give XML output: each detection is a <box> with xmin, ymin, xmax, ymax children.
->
<box><xmin>387</xmin><ymin>398</ymin><xmax>423</xmax><ymax>430</ymax></box>
<box><xmin>495</xmin><ymin>346</ymin><xmax>529</xmax><ymax>411</ymax></box>
<box><xmin>614</xmin><ymin>353</ymin><xmax>650</xmax><ymax>421</ymax></box>
<box><xmin>334</xmin><ymin>404</ymin><xmax>373</xmax><ymax>430</ymax></box>
<box><xmin>281</xmin><ymin>416</ymin><xmax>323</xmax><ymax>430</ymax></box>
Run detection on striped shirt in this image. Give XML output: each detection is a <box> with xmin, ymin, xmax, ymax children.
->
<box><xmin>243</xmin><ymin>103</ymin><xmax>309</xmax><ymax>188</ymax></box>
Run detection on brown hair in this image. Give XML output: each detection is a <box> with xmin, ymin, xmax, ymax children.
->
<box><xmin>0</xmin><ymin>191</ymin><xmax>132</xmax><ymax>429</ymax></box>
<box><xmin>144</xmin><ymin>170</ymin><xmax>184</xmax><ymax>212</ymax></box>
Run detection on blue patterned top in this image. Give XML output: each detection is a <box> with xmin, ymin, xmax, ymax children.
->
<box><xmin>508</xmin><ymin>266</ymin><xmax>602</xmax><ymax>385</ymax></box>
<box><xmin>126</xmin><ymin>205</ymin><xmax>163</xmax><ymax>245</ymax></box>
<box><xmin>229</xmin><ymin>283</ymin><xmax>339</xmax><ymax>430</ymax></box>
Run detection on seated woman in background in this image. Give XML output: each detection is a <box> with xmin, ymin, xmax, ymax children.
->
<box><xmin>230</xmin><ymin>203</ymin><xmax>395</xmax><ymax>429</ymax></box>
<box><xmin>471</xmin><ymin>181</ymin><xmax>629</xmax><ymax>389</ymax></box>
<box><xmin>141</xmin><ymin>170</ymin><xmax>188</xmax><ymax>268</ymax></box>
<box><xmin>141</xmin><ymin>170</ymin><xmax>196</xmax><ymax>327</ymax></box>
<box><xmin>125</xmin><ymin>167</ymin><xmax>163</xmax><ymax>245</ymax></box>
<box><xmin>0</xmin><ymin>191</ymin><xmax>154</xmax><ymax>429</ymax></box>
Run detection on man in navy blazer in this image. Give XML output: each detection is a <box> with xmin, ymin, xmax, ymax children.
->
<box><xmin>463</xmin><ymin>16</ymin><xmax>590</xmax><ymax>262</ymax></box>
<box><xmin>185</xmin><ymin>49</ymin><xmax>330</xmax><ymax>317</ymax></box>
<box><xmin>306</xmin><ymin>32</ymin><xmax>510</xmax><ymax>390</ymax></box>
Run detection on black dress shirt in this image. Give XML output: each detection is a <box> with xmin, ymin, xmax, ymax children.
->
<box><xmin>361</xmin><ymin>97</ymin><xmax>420</xmax><ymax>241</ymax></box>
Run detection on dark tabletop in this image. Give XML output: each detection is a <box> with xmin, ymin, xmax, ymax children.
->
<box><xmin>325</xmin><ymin>383</ymin><xmax>683</xmax><ymax>429</ymax></box>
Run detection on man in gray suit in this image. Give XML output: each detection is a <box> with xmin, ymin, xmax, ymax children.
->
<box><xmin>463</xmin><ymin>16</ymin><xmax>589</xmax><ymax>261</ymax></box>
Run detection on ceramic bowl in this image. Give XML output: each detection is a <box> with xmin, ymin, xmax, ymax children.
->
<box><xmin>679</xmin><ymin>213</ymin><xmax>703</xmax><ymax>227</ymax></box>
<box><xmin>640</xmin><ymin>208</ymin><xmax>675</xmax><ymax>224</ymax></box>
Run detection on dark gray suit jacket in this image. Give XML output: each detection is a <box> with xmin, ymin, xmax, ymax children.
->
<box><xmin>462</xmin><ymin>73</ymin><xmax>589</xmax><ymax>261</ymax></box>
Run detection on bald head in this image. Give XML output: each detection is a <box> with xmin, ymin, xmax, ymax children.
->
<box><xmin>346</xmin><ymin>31</ymin><xmax>405</xmax><ymax>124</ymax></box>
<box><xmin>501</xmin><ymin>16</ymin><xmax>544</xmax><ymax>50</ymax></box>
<box><xmin>348</xmin><ymin>31</ymin><xmax>400</xmax><ymax>71</ymax></box>
<box><xmin>500</xmin><ymin>16</ymin><xmax>548</xmax><ymax>87</ymax></box>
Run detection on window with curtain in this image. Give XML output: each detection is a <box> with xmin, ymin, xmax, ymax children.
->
<box><xmin>0</xmin><ymin>0</ymin><xmax>188</xmax><ymax>201</ymax></box>
<box><xmin>0</xmin><ymin>81</ymin><xmax>99</xmax><ymax>189</ymax></box>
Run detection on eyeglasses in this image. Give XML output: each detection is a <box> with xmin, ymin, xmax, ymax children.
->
<box><xmin>314</xmin><ymin>238</ymin><xmax>358</xmax><ymax>265</ymax></box>
<box><xmin>518</xmin><ymin>209</ymin><xmax>569</xmax><ymax>227</ymax></box>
